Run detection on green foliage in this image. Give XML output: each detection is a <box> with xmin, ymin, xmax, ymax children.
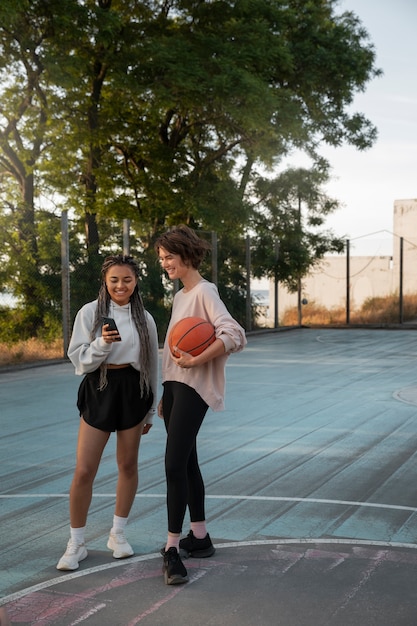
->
<box><xmin>0</xmin><ymin>0</ymin><xmax>381</xmax><ymax>339</ymax></box>
<box><xmin>250</xmin><ymin>166</ymin><xmax>345</xmax><ymax>291</ymax></box>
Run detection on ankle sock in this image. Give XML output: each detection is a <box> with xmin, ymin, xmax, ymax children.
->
<box><xmin>70</xmin><ymin>526</ymin><xmax>86</xmax><ymax>545</ymax></box>
<box><xmin>111</xmin><ymin>515</ymin><xmax>128</xmax><ymax>534</ymax></box>
<box><xmin>190</xmin><ymin>521</ymin><xmax>207</xmax><ymax>539</ymax></box>
<box><xmin>165</xmin><ymin>533</ymin><xmax>180</xmax><ymax>552</ymax></box>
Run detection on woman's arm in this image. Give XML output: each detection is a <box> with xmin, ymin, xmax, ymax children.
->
<box><xmin>171</xmin><ymin>337</ymin><xmax>226</xmax><ymax>369</ymax></box>
<box><xmin>67</xmin><ymin>303</ymin><xmax>112</xmax><ymax>374</ymax></box>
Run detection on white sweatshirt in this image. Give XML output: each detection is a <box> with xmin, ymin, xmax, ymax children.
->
<box><xmin>67</xmin><ymin>299</ymin><xmax>159</xmax><ymax>422</ymax></box>
<box><xmin>162</xmin><ymin>280</ymin><xmax>247</xmax><ymax>411</ymax></box>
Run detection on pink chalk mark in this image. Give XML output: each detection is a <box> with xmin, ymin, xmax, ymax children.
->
<box><xmin>127</xmin><ymin>569</ymin><xmax>208</xmax><ymax>625</ymax></box>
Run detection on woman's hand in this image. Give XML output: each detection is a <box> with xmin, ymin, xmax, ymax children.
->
<box><xmin>102</xmin><ymin>323</ymin><xmax>121</xmax><ymax>344</ymax></box>
<box><xmin>171</xmin><ymin>348</ymin><xmax>195</xmax><ymax>369</ymax></box>
<box><xmin>171</xmin><ymin>338</ymin><xmax>226</xmax><ymax>369</ymax></box>
<box><xmin>157</xmin><ymin>398</ymin><xmax>164</xmax><ymax>419</ymax></box>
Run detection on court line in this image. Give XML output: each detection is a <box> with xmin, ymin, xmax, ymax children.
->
<box><xmin>2</xmin><ymin>538</ymin><xmax>417</xmax><ymax>608</ymax></box>
<box><xmin>1</xmin><ymin>493</ymin><xmax>417</xmax><ymax>513</ymax></box>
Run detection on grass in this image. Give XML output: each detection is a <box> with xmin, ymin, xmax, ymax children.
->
<box><xmin>0</xmin><ymin>337</ymin><xmax>64</xmax><ymax>367</ymax></box>
<box><xmin>281</xmin><ymin>293</ymin><xmax>417</xmax><ymax>326</ymax></box>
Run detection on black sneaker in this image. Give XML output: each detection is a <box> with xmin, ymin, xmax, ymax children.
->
<box><xmin>161</xmin><ymin>547</ymin><xmax>189</xmax><ymax>585</ymax></box>
<box><xmin>179</xmin><ymin>531</ymin><xmax>216</xmax><ymax>558</ymax></box>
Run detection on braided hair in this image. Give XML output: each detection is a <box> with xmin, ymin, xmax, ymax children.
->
<box><xmin>91</xmin><ymin>255</ymin><xmax>152</xmax><ymax>393</ymax></box>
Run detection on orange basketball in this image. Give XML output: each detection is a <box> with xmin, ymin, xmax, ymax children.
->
<box><xmin>169</xmin><ymin>316</ymin><xmax>216</xmax><ymax>357</ymax></box>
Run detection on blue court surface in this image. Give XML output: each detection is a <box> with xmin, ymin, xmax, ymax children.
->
<box><xmin>1</xmin><ymin>328</ymin><xmax>417</xmax><ymax>625</ymax></box>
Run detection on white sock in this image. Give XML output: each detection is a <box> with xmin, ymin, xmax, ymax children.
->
<box><xmin>111</xmin><ymin>515</ymin><xmax>128</xmax><ymax>534</ymax></box>
<box><xmin>70</xmin><ymin>526</ymin><xmax>86</xmax><ymax>545</ymax></box>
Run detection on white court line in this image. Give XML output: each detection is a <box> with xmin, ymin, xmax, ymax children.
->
<box><xmin>2</xmin><ymin>538</ymin><xmax>417</xmax><ymax>607</ymax></box>
<box><xmin>1</xmin><ymin>492</ymin><xmax>417</xmax><ymax>513</ymax></box>
<box><xmin>2</xmin><ymin>494</ymin><xmax>416</xmax><ymax>606</ymax></box>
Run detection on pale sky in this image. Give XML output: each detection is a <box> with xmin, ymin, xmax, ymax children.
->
<box><xmin>292</xmin><ymin>0</ymin><xmax>417</xmax><ymax>256</ymax></box>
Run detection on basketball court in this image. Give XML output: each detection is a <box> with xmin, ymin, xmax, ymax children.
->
<box><xmin>1</xmin><ymin>328</ymin><xmax>417</xmax><ymax>625</ymax></box>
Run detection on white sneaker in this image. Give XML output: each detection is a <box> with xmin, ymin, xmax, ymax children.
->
<box><xmin>107</xmin><ymin>530</ymin><xmax>134</xmax><ymax>559</ymax></box>
<box><xmin>56</xmin><ymin>539</ymin><xmax>88</xmax><ymax>571</ymax></box>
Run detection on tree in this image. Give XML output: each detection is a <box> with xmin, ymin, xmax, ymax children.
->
<box><xmin>100</xmin><ymin>0</ymin><xmax>381</xmax><ymax>325</ymax></box>
<box><xmin>42</xmin><ymin>0</ymin><xmax>145</xmax><ymax>256</ymax></box>
<box><xmin>0</xmin><ymin>0</ymin><xmax>58</xmax><ymax>333</ymax></box>
<box><xmin>110</xmin><ymin>0</ymin><xmax>381</xmax><ymax>226</ymax></box>
<box><xmin>250</xmin><ymin>165</ymin><xmax>345</xmax><ymax>292</ymax></box>
<box><xmin>0</xmin><ymin>0</ymin><xmax>381</xmax><ymax>335</ymax></box>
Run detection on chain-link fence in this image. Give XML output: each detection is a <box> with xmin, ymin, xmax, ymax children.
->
<box><xmin>0</xmin><ymin>217</ymin><xmax>257</xmax><ymax>367</ymax></box>
<box><xmin>270</xmin><ymin>232</ymin><xmax>417</xmax><ymax>327</ymax></box>
<box><xmin>2</xmin><ymin>216</ymin><xmax>417</xmax><ymax>368</ymax></box>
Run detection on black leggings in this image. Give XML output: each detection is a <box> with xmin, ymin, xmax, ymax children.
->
<box><xmin>162</xmin><ymin>381</ymin><xmax>209</xmax><ymax>534</ymax></box>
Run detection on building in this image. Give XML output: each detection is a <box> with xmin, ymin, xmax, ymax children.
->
<box><xmin>265</xmin><ymin>198</ymin><xmax>417</xmax><ymax>326</ymax></box>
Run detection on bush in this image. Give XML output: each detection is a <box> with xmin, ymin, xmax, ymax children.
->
<box><xmin>0</xmin><ymin>337</ymin><xmax>63</xmax><ymax>366</ymax></box>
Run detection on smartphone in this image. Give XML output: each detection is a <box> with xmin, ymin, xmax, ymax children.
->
<box><xmin>102</xmin><ymin>317</ymin><xmax>122</xmax><ymax>341</ymax></box>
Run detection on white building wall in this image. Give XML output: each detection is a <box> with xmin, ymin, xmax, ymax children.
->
<box><xmin>393</xmin><ymin>199</ymin><xmax>417</xmax><ymax>295</ymax></box>
<box><xmin>264</xmin><ymin>198</ymin><xmax>417</xmax><ymax>326</ymax></box>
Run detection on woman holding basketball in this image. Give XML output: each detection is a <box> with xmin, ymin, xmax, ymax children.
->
<box><xmin>155</xmin><ymin>225</ymin><xmax>247</xmax><ymax>585</ymax></box>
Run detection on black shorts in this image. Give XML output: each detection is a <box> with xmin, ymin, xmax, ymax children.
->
<box><xmin>77</xmin><ymin>366</ymin><xmax>153</xmax><ymax>432</ymax></box>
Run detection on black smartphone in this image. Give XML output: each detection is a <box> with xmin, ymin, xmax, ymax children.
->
<box><xmin>102</xmin><ymin>317</ymin><xmax>122</xmax><ymax>341</ymax></box>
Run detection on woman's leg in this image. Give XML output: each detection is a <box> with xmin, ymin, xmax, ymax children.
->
<box><xmin>69</xmin><ymin>419</ymin><xmax>110</xmax><ymax>528</ymax></box>
<box><xmin>186</xmin><ymin>444</ymin><xmax>206</xmax><ymax>523</ymax></box>
<box><xmin>163</xmin><ymin>383</ymin><xmax>208</xmax><ymax>536</ymax></box>
<box><xmin>114</xmin><ymin>421</ymin><xmax>144</xmax><ymax>517</ymax></box>
<box><xmin>161</xmin><ymin>383</ymin><xmax>208</xmax><ymax>585</ymax></box>
<box><xmin>105</xmin><ymin>422</ymin><xmax>144</xmax><ymax>559</ymax></box>
<box><xmin>57</xmin><ymin>419</ymin><xmax>110</xmax><ymax>570</ymax></box>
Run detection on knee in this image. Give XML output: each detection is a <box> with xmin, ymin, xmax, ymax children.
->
<box><xmin>72</xmin><ymin>465</ymin><xmax>95</xmax><ymax>488</ymax></box>
<box><xmin>117</xmin><ymin>458</ymin><xmax>138</xmax><ymax>478</ymax></box>
<box><xmin>165</xmin><ymin>458</ymin><xmax>185</xmax><ymax>483</ymax></box>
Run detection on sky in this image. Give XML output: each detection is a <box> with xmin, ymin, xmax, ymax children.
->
<box><xmin>288</xmin><ymin>0</ymin><xmax>417</xmax><ymax>256</ymax></box>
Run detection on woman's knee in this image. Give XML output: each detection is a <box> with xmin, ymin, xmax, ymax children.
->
<box><xmin>165</xmin><ymin>457</ymin><xmax>186</xmax><ymax>483</ymax></box>
<box><xmin>72</xmin><ymin>459</ymin><xmax>99</xmax><ymax>486</ymax></box>
<box><xmin>117</xmin><ymin>458</ymin><xmax>138</xmax><ymax>478</ymax></box>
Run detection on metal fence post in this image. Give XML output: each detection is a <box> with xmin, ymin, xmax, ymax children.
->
<box><xmin>399</xmin><ymin>236</ymin><xmax>403</xmax><ymax>324</ymax></box>
<box><xmin>246</xmin><ymin>235</ymin><xmax>251</xmax><ymax>331</ymax></box>
<box><xmin>61</xmin><ymin>210</ymin><xmax>71</xmax><ymax>357</ymax></box>
<box><xmin>274</xmin><ymin>239</ymin><xmax>280</xmax><ymax>328</ymax></box>
<box><xmin>211</xmin><ymin>231</ymin><xmax>218</xmax><ymax>286</ymax></box>
<box><xmin>123</xmin><ymin>219</ymin><xmax>130</xmax><ymax>255</ymax></box>
<box><xmin>346</xmin><ymin>239</ymin><xmax>350</xmax><ymax>325</ymax></box>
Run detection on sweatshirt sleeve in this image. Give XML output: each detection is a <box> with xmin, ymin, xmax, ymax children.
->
<box><xmin>144</xmin><ymin>311</ymin><xmax>159</xmax><ymax>424</ymax></box>
<box><xmin>200</xmin><ymin>283</ymin><xmax>247</xmax><ymax>354</ymax></box>
<box><xmin>67</xmin><ymin>302</ymin><xmax>112</xmax><ymax>374</ymax></box>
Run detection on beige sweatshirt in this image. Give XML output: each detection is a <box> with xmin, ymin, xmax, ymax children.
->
<box><xmin>162</xmin><ymin>279</ymin><xmax>247</xmax><ymax>411</ymax></box>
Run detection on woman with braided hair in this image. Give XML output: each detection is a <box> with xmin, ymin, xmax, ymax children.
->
<box><xmin>56</xmin><ymin>255</ymin><xmax>158</xmax><ymax>571</ymax></box>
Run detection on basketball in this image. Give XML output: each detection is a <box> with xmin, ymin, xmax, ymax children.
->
<box><xmin>169</xmin><ymin>316</ymin><xmax>216</xmax><ymax>357</ymax></box>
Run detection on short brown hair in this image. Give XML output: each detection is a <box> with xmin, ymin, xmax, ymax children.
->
<box><xmin>155</xmin><ymin>224</ymin><xmax>211</xmax><ymax>269</ymax></box>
